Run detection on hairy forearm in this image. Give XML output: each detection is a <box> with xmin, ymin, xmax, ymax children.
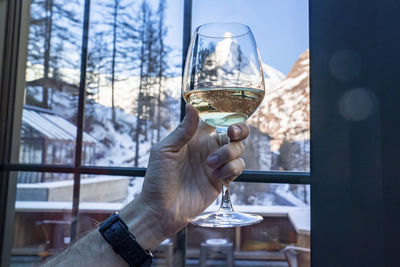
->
<box><xmin>42</xmin><ymin>229</ymin><xmax>128</xmax><ymax>267</ymax></box>
<box><xmin>42</xmin><ymin>195</ymin><xmax>167</xmax><ymax>266</ymax></box>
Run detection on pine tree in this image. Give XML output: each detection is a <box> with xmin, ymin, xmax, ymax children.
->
<box><xmin>87</xmin><ymin>32</ymin><xmax>107</xmax><ymax>103</ymax></box>
<box><xmin>27</xmin><ymin>0</ymin><xmax>80</xmax><ymax>108</ymax></box>
<box><xmin>134</xmin><ymin>0</ymin><xmax>152</xmax><ymax>166</ymax></box>
<box><xmin>93</xmin><ymin>0</ymin><xmax>129</xmax><ymax>125</ymax></box>
<box><xmin>116</xmin><ymin>0</ymin><xmax>172</xmax><ymax>166</ymax></box>
<box><xmin>42</xmin><ymin>0</ymin><xmax>54</xmax><ymax>108</ymax></box>
<box><xmin>110</xmin><ymin>0</ymin><xmax>120</xmax><ymax>124</ymax></box>
<box><xmin>156</xmin><ymin>0</ymin><xmax>167</xmax><ymax>141</ymax></box>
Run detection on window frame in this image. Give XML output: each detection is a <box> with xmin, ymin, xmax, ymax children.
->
<box><xmin>0</xmin><ymin>0</ymin><xmax>30</xmax><ymax>265</ymax></box>
<box><xmin>0</xmin><ymin>0</ymin><xmax>311</xmax><ymax>265</ymax></box>
<box><xmin>309</xmin><ymin>0</ymin><xmax>400</xmax><ymax>266</ymax></box>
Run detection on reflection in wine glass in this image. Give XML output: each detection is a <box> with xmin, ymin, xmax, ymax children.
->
<box><xmin>182</xmin><ymin>23</ymin><xmax>265</xmax><ymax>227</ymax></box>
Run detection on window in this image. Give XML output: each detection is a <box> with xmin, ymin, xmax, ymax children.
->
<box><xmin>1</xmin><ymin>0</ymin><xmax>310</xmax><ymax>266</ymax></box>
<box><xmin>189</xmin><ymin>2</ymin><xmax>310</xmax><ymax>266</ymax></box>
<box><xmin>13</xmin><ymin>171</ymin><xmax>73</xmax><ymax>263</ymax></box>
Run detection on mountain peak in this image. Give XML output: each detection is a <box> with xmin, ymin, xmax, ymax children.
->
<box><xmin>250</xmin><ymin>50</ymin><xmax>310</xmax><ymax>151</ymax></box>
<box><xmin>262</xmin><ymin>62</ymin><xmax>285</xmax><ymax>90</ymax></box>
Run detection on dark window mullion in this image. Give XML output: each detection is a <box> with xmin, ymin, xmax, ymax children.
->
<box><xmin>4</xmin><ymin>163</ymin><xmax>311</xmax><ymax>184</ymax></box>
<box><xmin>0</xmin><ymin>0</ymin><xmax>25</xmax><ymax>264</ymax></box>
<box><xmin>236</xmin><ymin>170</ymin><xmax>310</xmax><ymax>184</ymax></box>
<box><xmin>175</xmin><ymin>0</ymin><xmax>193</xmax><ymax>265</ymax></box>
<box><xmin>71</xmin><ymin>0</ymin><xmax>91</xmax><ymax>241</ymax></box>
<box><xmin>180</xmin><ymin>0</ymin><xmax>193</xmax><ymax>121</ymax></box>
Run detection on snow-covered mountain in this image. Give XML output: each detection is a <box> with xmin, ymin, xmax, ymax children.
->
<box><xmin>251</xmin><ymin>50</ymin><xmax>310</xmax><ymax>151</ymax></box>
<box><xmin>262</xmin><ymin>62</ymin><xmax>285</xmax><ymax>90</ymax></box>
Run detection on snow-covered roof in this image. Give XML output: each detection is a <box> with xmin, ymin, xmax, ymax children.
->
<box><xmin>14</xmin><ymin>201</ymin><xmax>310</xmax><ymax>233</ymax></box>
<box><xmin>22</xmin><ymin>105</ymin><xmax>96</xmax><ymax>144</ymax></box>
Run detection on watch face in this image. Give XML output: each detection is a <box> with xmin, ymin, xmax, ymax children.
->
<box><xmin>99</xmin><ymin>214</ymin><xmax>153</xmax><ymax>267</ymax></box>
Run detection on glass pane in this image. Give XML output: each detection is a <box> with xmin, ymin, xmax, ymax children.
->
<box><xmin>230</xmin><ymin>182</ymin><xmax>310</xmax><ymax>207</ymax></box>
<box><xmin>188</xmin><ymin>213</ymin><xmax>310</xmax><ymax>266</ymax></box>
<box><xmin>192</xmin><ymin>1</ymin><xmax>310</xmax><ymax>266</ymax></box>
<box><xmin>192</xmin><ymin>0</ymin><xmax>310</xmax><ymax>172</ymax></box>
<box><xmin>12</xmin><ymin>172</ymin><xmax>73</xmax><ymax>265</ymax></box>
<box><xmin>16</xmin><ymin>0</ymin><xmax>85</xmax><ymax>165</ymax></box>
<box><xmin>77</xmin><ymin>174</ymin><xmax>135</xmax><ymax>245</ymax></box>
<box><xmin>188</xmin><ymin>182</ymin><xmax>310</xmax><ymax>266</ymax></box>
<box><xmin>83</xmin><ymin>0</ymin><xmax>183</xmax><ymax>167</ymax></box>
<box><xmin>12</xmin><ymin>171</ymin><xmax>182</xmax><ymax>265</ymax></box>
<box><xmin>77</xmin><ymin>175</ymin><xmax>177</xmax><ymax>266</ymax></box>
<box><xmin>78</xmin><ymin>174</ymin><xmax>138</xmax><ymax>205</ymax></box>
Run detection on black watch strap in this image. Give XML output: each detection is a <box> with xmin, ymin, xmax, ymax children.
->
<box><xmin>99</xmin><ymin>213</ymin><xmax>152</xmax><ymax>267</ymax></box>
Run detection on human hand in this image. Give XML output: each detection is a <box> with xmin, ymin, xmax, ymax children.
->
<box><xmin>120</xmin><ymin>105</ymin><xmax>249</xmax><ymax>250</ymax></box>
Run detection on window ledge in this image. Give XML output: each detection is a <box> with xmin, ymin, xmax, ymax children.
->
<box><xmin>15</xmin><ymin>201</ymin><xmax>310</xmax><ymax>234</ymax></box>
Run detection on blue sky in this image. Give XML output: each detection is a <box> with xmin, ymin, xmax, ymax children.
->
<box><xmin>164</xmin><ymin>0</ymin><xmax>309</xmax><ymax>75</ymax></box>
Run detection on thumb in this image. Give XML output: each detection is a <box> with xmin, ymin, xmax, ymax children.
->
<box><xmin>160</xmin><ymin>104</ymin><xmax>199</xmax><ymax>151</ymax></box>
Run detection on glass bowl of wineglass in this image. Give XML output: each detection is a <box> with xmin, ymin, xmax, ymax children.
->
<box><xmin>182</xmin><ymin>22</ymin><xmax>265</xmax><ymax>227</ymax></box>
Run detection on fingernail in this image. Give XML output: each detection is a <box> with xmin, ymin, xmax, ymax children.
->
<box><xmin>207</xmin><ymin>154</ymin><xmax>220</xmax><ymax>167</ymax></box>
<box><xmin>233</xmin><ymin>125</ymin><xmax>241</xmax><ymax>136</ymax></box>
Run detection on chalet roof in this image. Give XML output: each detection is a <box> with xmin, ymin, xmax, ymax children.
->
<box><xmin>22</xmin><ymin>105</ymin><xmax>96</xmax><ymax>144</ymax></box>
<box><xmin>26</xmin><ymin>77</ymin><xmax>79</xmax><ymax>90</ymax></box>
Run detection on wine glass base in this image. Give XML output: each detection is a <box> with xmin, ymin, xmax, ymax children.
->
<box><xmin>191</xmin><ymin>211</ymin><xmax>263</xmax><ymax>228</ymax></box>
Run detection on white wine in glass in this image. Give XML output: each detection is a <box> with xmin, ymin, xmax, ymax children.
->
<box><xmin>183</xmin><ymin>23</ymin><xmax>265</xmax><ymax>227</ymax></box>
<box><xmin>184</xmin><ymin>87</ymin><xmax>265</xmax><ymax>128</ymax></box>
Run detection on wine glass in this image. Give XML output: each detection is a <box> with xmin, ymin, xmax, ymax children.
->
<box><xmin>182</xmin><ymin>22</ymin><xmax>265</xmax><ymax>227</ymax></box>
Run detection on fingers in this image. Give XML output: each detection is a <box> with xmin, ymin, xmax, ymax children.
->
<box><xmin>198</xmin><ymin>120</ymin><xmax>216</xmax><ymax>134</ymax></box>
<box><xmin>207</xmin><ymin>141</ymin><xmax>245</xmax><ymax>168</ymax></box>
<box><xmin>158</xmin><ymin>105</ymin><xmax>199</xmax><ymax>151</ymax></box>
<box><xmin>228</xmin><ymin>123</ymin><xmax>250</xmax><ymax>141</ymax></box>
<box><xmin>212</xmin><ymin>158</ymin><xmax>245</xmax><ymax>181</ymax></box>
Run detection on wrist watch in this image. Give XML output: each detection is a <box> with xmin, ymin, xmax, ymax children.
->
<box><xmin>99</xmin><ymin>213</ymin><xmax>153</xmax><ymax>267</ymax></box>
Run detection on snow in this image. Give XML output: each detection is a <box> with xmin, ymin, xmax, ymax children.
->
<box><xmin>288</xmin><ymin>208</ymin><xmax>310</xmax><ymax>234</ymax></box>
<box><xmin>262</xmin><ymin>62</ymin><xmax>285</xmax><ymax>90</ymax></box>
<box><xmin>23</xmin><ymin>109</ymin><xmax>74</xmax><ymax>141</ymax></box>
<box><xmin>15</xmin><ymin>199</ymin><xmax>310</xmax><ymax>234</ymax></box>
<box><xmin>97</xmin><ymin>76</ymin><xmax>182</xmax><ymax>113</ymax></box>
<box><xmin>251</xmin><ymin>50</ymin><xmax>310</xmax><ymax>154</ymax></box>
<box><xmin>300</xmin><ymin>58</ymin><xmax>309</xmax><ymax>66</ymax></box>
<box><xmin>51</xmin><ymin>89</ymin><xmax>78</xmax><ymax>119</ymax></box>
<box><xmin>15</xmin><ymin>201</ymin><xmax>123</xmax><ymax>213</ymax></box>
<box><xmin>17</xmin><ymin>176</ymin><xmax>127</xmax><ymax>188</ymax></box>
<box><xmin>275</xmin><ymin>184</ymin><xmax>307</xmax><ymax>207</ymax></box>
<box><xmin>279</xmin><ymin>71</ymin><xmax>308</xmax><ymax>91</ymax></box>
<box><xmin>47</xmin><ymin>86</ymin><xmax>179</xmax><ymax>167</ymax></box>
<box><xmin>26</xmin><ymin>86</ymin><xmax>44</xmax><ymax>102</ymax></box>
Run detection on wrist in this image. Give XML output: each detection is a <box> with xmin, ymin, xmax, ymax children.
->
<box><xmin>119</xmin><ymin>194</ymin><xmax>167</xmax><ymax>251</ymax></box>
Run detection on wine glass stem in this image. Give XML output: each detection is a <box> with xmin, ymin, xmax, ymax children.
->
<box><xmin>216</xmin><ymin>127</ymin><xmax>235</xmax><ymax>215</ymax></box>
<box><xmin>220</xmin><ymin>185</ymin><xmax>234</xmax><ymax>214</ymax></box>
